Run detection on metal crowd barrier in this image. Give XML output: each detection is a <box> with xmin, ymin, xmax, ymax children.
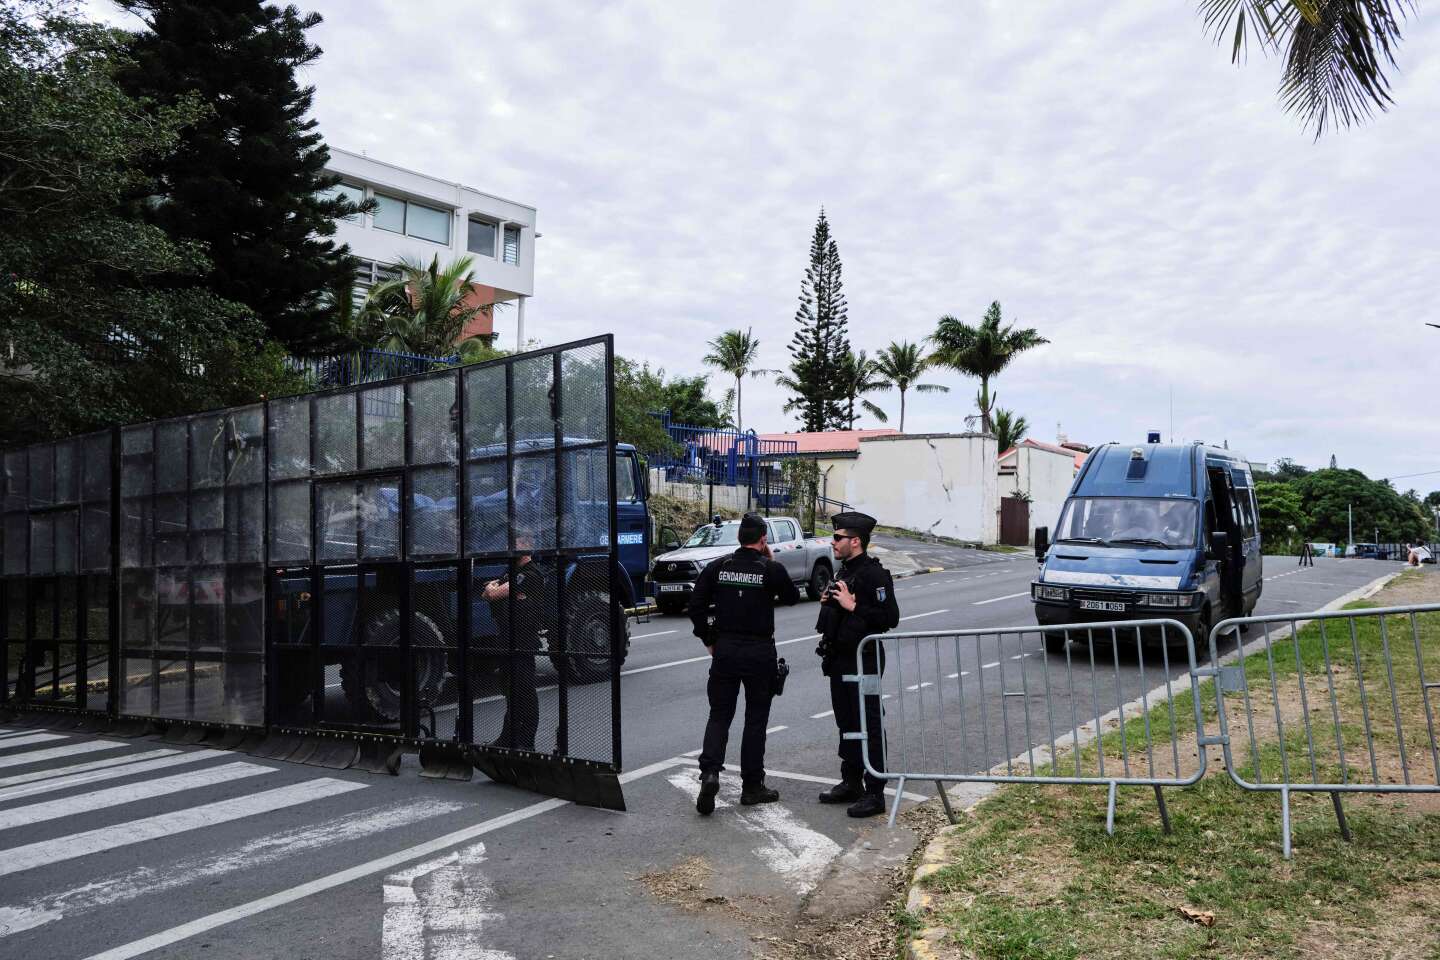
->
<box><xmin>1207</xmin><ymin>603</ymin><xmax>1440</xmax><ymax>857</ymax></box>
<box><xmin>853</xmin><ymin>619</ymin><xmax>1205</xmax><ymax>830</ymax></box>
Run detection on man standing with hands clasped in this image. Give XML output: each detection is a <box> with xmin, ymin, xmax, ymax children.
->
<box><xmin>816</xmin><ymin>511</ymin><xmax>899</xmax><ymax>818</ymax></box>
<box><xmin>688</xmin><ymin>513</ymin><xmax>799</xmax><ymax>816</ymax></box>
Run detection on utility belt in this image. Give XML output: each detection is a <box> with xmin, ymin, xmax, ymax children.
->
<box><xmin>713</xmin><ymin>630</ymin><xmax>773</xmax><ymax>645</ymax></box>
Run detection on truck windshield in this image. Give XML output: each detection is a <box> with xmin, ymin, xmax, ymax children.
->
<box><xmin>685</xmin><ymin>524</ymin><xmax>738</xmax><ymax>548</ymax></box>
<box><xmin>1056</xmin><ymin>497</ymin><xmax>1197</xmax><ymax>548</ymax></box>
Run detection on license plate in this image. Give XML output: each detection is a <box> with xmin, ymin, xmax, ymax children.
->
<box><xmin>1079</xmin><ymin>599</ymin><xmax>1126</xmax><ymax>612</ymax></box>
<box><xmin>659</xmin><ymin>583</ymin><xmax>687</xmax><ymax>592</ymax></box>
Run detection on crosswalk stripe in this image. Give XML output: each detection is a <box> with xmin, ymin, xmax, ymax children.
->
<box><xmin>0</xmin><ymin>729</ymin><xmax>31</xmax><ymax>738</ymax></box>
<box><xmin>0</xmin><ymin>750</ymin><xmax>235</xmax><ymax>806</ymax></box>
<box><xmin>0</xmin><ymin>740</ymin><xmax>130</xmax><ymax>770</ymax></box>
<box><xmin>0</xmin><ymin>777</ymin><xmax>367</xmax><ymax>878</ymax></box>
<box><xmin>0</xmin><ymin>748</ymin><xmax>181</xmax><ymax>789</ymax></box>
<box><xmin>0</xmin><ymin>733</ymin><xmax>68</xmax><ymax>751</ymax></box>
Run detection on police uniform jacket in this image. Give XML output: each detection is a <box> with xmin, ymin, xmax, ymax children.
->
<box><xmin>816</xmin><ymin>552</ymin><xmax>899</xmax><ymax>664</ymax></box>
<box><xmin>688</xmin><ymin>547</ymin><xmax>800</xmax><ymax>645</ymax></box>
<box><xmin>487</xmin><ymin>562</ymin><xmax>548</xmax><ymax>652</ymax></box>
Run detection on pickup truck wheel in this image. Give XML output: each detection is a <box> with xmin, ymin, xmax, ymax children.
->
<box><xmin>656</xmin><ymin>596</ymin><xmax>686</xmax><ymax>616</ymax></box>
<box><xmin>551</xmin><ymin>591</ymin><xmax>628</xmax><ymax>684</ymax></box>
<box><xmin>339</xmin><ymin>610</ymin><xmax>447</xmax><ymax>723</ymax></box>
<box><xmin>1043</xmin><ymin>634</ymin><xmax>1068</xmax><ymax>656</ymax></box>
<box><xmin>806</xmin><ymin>562</ymin><xmax>832</xmax><ymax>601</ymax></box>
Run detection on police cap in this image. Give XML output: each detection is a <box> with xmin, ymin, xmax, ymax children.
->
<box><xmin>831</xmin><ymin>511</ymin><xmax>877</xmax><ymax>536</ymax></box>
<box><xmin>738</xmin><ymin>512</ymin><xmax>768</xmax><ymax>545</ymax></box>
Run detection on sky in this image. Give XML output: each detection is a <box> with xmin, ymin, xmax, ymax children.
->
<box><xmin>96</xmin><ymin>1</ymin><xmax>1440</xmax><ymax>496</ymax></box>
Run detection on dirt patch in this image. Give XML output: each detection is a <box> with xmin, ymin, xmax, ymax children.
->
<box><xmin>1374</xmin><ymin>568</ymin><xmax>1440</xmax><ymax>607</ymax></box>
<box><xmin>1297</xmin><ymin>879</ymin><xmax>1440</xmax><ymax>959</ymax></box>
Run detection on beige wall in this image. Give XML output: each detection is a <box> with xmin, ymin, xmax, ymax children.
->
<box><xmin>843</xmin><ymin>434</ymin><xmax>999</xmax><ymax>543</ymax></box>
<box><xmin>1004</xmin><ymin>447</ymin><xmax>1075</xmax><ymax>543</ymax></box>
<box><xmin>816</xmin><ymin>457</ymin><xmax>857</xmax><ymax>513</ymax></box>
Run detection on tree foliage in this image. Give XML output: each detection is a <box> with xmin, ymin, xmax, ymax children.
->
<box><xmin>994</xmin><ymin>408</ymin><xmax>1029</xmax><ymax>453</ymax></box>
<box><xmin>613</xmin><ymin>359</ymin><xmax>725</xmax><ymax>455</ymax></box>
<box><xmin>871</xmin><ymin>340</ymin><xmax>948</xmax><ymax>432</ymax></box>
<box><xmin>835</xmin><ymin>349</ymin><xmax>888</xmax><ymax>428</ymax></box>
<box><xmin>354</xmin><ymin>255</ymin><xmax>492</xmax><ymax>357</ymax></box>
<box><xmin>929</xmin><ymin>301</ymin><xmax>1048</xmax><ymax>435</ymax></box>
<box><xmin>1255</xmin><ymin>479</ymin><xmax>1308</xmax><ymax>550</ymax></box>
<box><xmin>1287</xmin><ymin>467</ymin><xmax>1429</xmax><ymax>542</ymax></box>
<box><xmin>0</xmin><ymin>2</ymin><xmax>300</xmax><ymax>445</ymax></box>
<box><xmin>702</xmin><ymin>327</ymin><xmax>774</xmax><ymax>432</ymax></box>
<box><xmin>1200</xmin><ymin>0</ymin><xmax>1414</xmax><ymax>138</ymax></box>
<box><xmin>115</xmin><ymin>0</ymin><xmax>358</xmax><ymax>355</ymax></box>
<box><xmin>781</xmin><ymin>209</ymin><xmax>851</xmax><ymax>431</ymax></box>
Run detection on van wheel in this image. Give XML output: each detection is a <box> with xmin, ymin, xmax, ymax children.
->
<box><xmin>806</xmin><ymin>562</ymin><xmax>832</xmax><ymax>601</ymax></box>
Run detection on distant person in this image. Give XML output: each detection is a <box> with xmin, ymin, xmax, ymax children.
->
<box><xmin>1299</xmin><ymin>541</ymin><xmax>1314</xmax><ymax>567</ymax></box>
<box><xmin>481</xmin><ymin>527</ymin><xmax>546</xmax><ymax>751</ymax></box>
<box><xmin>687</xmin><ymin>513</ymin><xmax>799</xmax><ymax>815</ymax></box>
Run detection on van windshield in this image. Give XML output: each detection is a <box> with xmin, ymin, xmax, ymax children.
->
<box><xmin>685</xmin><ymin>524</ymin><xmax>738</xmax><ymax>548</ymax></box>
<box><xmin>1056</xmin><ymin>498</ymin><xmax>1197</xmax><ymax>548</ymax></box>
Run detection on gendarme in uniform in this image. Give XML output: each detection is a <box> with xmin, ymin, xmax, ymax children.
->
<box><xmin>815</xmin><ymin>511</ymin><xmax>899</xmax><ymax>818</ymax></box>
<box><xmin>687</xmin><ymin>513</ymin><xmax>799</xmax><ymax>815</ymax></box>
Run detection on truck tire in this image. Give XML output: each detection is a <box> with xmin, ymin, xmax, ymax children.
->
<box><xmin>1043</xmin><ymin>633</ymin><xmax>1068</xmax><ymax>656</ymax></box>
<box><xmin>552</xmin><ymin>590</ymin><xmax>628</xmax><ymax>684</ymax></box>
<box><xmin>806</xmin><ymin>561</ymin><xmax>832</xmax><ymax>601</ymax></box>
<box><xmin>339</xmin><ymin>609</ymin><xmax>447</xmax><ymax>723</ymax></box>
<box><xmin>656</xmin><ymin>596</ymin><xmax>686</xmax><ymax>616</ymax></box>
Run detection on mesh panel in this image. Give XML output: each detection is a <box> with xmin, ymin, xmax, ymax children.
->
<box><xmin>54</xmin><ymin>511</ymin><xmax>77</xmax><ymax>574</ymax></box>
<box><xmin>120</xmin><ymin>497</ymin><xmax>151</xmax><ymax>568</ymax></box>
<box><xmin>155</xmin><ymin>421</ymin><xmax>187</xmax><ymax>494</ymax></box>
<box><xmin>361</xmin><ymin>385</ymin><xmax>404</xmax><ymax>470</ymax></box>
<box><xmin>82</xmin><ymin>432</ymin><xmax>111</xmax><ymax>502</ymax></box>
<box><xmin>315</xmin><ymin>393</ymin><xmax>356</xmax><ymax>474</ymax></box>
<box><xmin>85</xmin><ymin>574</ymin><xmax>111</xmax><ymax>703</ymax></box>
<box><xmin>5</xmin><ymin>580</ymin><xmax>23</xmax><ymax>639</ymax></box>
<box><xmin>155</xmin><ymin>568</ymin><xmax>188</xmax><ymax>649</ymax></box>
<box><xmin>268</xmin><ymin>397</ymin><xmax>310</xmax><ymax>480</ymax></box>
<box><xmin>191</xmin><ymin>415</ymin><xmax>226</xmax><ymax>489</ymax></box>
<box><xmin>512</xmin><ymin>454</ymin><xmax>557</xmax><ymax>552</ymax></box>
<box><xmin>4</xmin><ymin>451</ymin><xmax>26</xmax><ymax>511</ymax></box>
<box><xmin>463</xmin><ymin>364</ymin><xmax>507</xmax><ymax>452</ymax></box>
<box><xmin>359</xmin><ymin>478</ymin><xmax>401</xmax><ymax>560</ymax></box>
<box><xmin>228</xmin><ymin>406</ymin><xmax>264</xmax><ymax>485</ymax></box>
<box><xmin>560</xmin><ymin>345</ymin><xmax>608</xmax><ymax>445</ymax></box>
<box><xmin>82</xmin><ymin>505</ymin><xmax>110</xmax><ymax>572</ymax></box>
<box><xmin>412</xmin><ymin>566</ymin><xmax>459</xmax><ymax>729</ymax></box>
<box><xmin>269</xmin><ymin>481</ymin><xmax>310</xmax><ymax>563</ymax></box>
<box><xmin>465</xmin><ymin>458</ymin><xmax>509</xmax><ymax>555</ymax></box>
<box><xmin>153</xmin><ymin>494</ymin><xmax>186</xmax><ymax>566</ymax></box>
<box><xmin>409</xmin><ymin>374</ymin><xmax>458</xmax><ymax>466</ymax></box>
<box><xmin>33</xmin><ymin>580</ymin><xmax>54</xmax><ymax>640</ymax></box>
<box><xmin>3</xmin><ymin>515</ymin><xmax>25</xmax><ymax>575</ymax></box>
<box><xmin>410</xmin><ymin>467</ymin><xmax>458</xmax><ymax>557</ymax></box>
<box><xmin>557</xmin><ymin>657</ymin><xmax>616</xmax><ymax>763</ymax></box>
<box><xmin>29</xmin><ymin>516</ymin><xmax>53</xmax><ymax>575</ymax></box>
<box><xmin>226</xmin><ymin>485</ymin><xmax>263</xmax><ymax>563</ymax></box>
<box><xmin>120</xmin><ymin>426</ymin><xmax>152</xmax><ymax>497</ymax></box>
<box><xmin>316</xmin><ymin>482</ymin><xmax>357</xmax><ymax>563</ymax></box>
<box><xmin>511</xmin><ymin>355</ymin><xmax>556</xmax><ymax>443</ymax></box>
<box><xmin>190</xmin><ymin>489</ymin><xmax>225</xmax><ymax>564</ymax></box>
<box><xmin>191</xmin><ymin>566</ymin><xmax>225</xmax><ymax>651</ymax></box>
<box><xmin>560</xmin><ymin>447</ymin><xmax>610</xmax><ymax>549</ymax></box>
<box><xmin>54</xmin><ymin>440</ymin><xmax>78</xmax><ymax>504</ymax></box>
<box><xmin>28</xmin><ymin>445</ymin><xmax>53</xmax><ymax>508</ymax></box>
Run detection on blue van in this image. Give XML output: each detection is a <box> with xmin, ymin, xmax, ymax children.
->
<box><xmin>1030</xmin><ymin>440</ymin><xmax>1262</xmax><ymax>652</ymax></box>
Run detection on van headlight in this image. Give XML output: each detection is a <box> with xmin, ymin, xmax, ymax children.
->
<box><xmin>1033</xmin><ymin>584</ymin><xmax>1069</xmax><ymax>602</ymax></box>
<box><xmin>1138</xmin><ymin>592</ymin><xmax>1198</xmax><ymax>608</ymax></box>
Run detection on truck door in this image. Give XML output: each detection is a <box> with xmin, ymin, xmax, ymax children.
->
<box><xmin>1206</xmin><ymin>465</ymin><xmax>1244</xmax><ymax>618</ymax></box>
<box><xmin>767</xmin><ymin>519</ymin><xmax>804</xmax><ymax>580</ymax></box>
<box><xmin>613</xmin><ymin>451</ymin><xmax>648</xmax><ymax>591</ymax></box>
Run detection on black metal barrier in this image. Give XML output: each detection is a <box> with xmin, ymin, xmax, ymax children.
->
<box><xmin>0</xmin><ymin>337</ymin><xmax>624</xmax><ymax>809</ymax></box>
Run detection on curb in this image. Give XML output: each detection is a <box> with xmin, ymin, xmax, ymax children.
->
<box><xmin>897</xmin><ymin>567</ymin><xmax>1405</xmax><ymax>959</ymax></box>
<box><xmin>894</xmin><ymin>566</ymin><xmax>946</xmax><ymax>580</ymax></box>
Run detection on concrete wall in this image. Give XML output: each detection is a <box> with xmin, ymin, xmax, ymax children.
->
<box><xmin>1004</xmin><ymin>447</ymin><xmax>1075</xmax><ymax>543</ymax></box>
<box><xmin>816</xmin><ymin>457</ymin><xmax>858</xmax><ymax>513</ymax></box>
<box><xmin>648</xmin><ymin>470</ymin><xmax>754</xmax><ymax>513</ymax></box>
<box><xmin>843</xmin><ymin>434</ymin><xmax>999</xmax><ymax>543</ymax></box>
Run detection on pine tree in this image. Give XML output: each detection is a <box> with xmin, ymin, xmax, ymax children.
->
<box><xmin>115</xmin><ymin>0</ymin><xmax>359</xmax><ymax>355</ymax></box>
<box><xmin>780</xmin><ymin>209</ymin><xmax>852</xmax><ymax>431</ymax></box>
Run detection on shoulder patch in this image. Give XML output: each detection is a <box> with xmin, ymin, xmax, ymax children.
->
<box><xmin>876</xmin><ymin>586</ymin><xmax>887</xmax><ymax>602</ymax></box>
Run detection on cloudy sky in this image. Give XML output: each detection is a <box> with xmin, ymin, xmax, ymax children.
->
<box><xmin>100</xmin><ymin>1</ymin><xmax>1440</xmax><ymax>495</ymax></box>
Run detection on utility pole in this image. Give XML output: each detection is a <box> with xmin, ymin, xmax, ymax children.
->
<box><xmin>1348</xmin><ymin>503</ymin><xmax>1353</xmax><ymax>550</ymax></box>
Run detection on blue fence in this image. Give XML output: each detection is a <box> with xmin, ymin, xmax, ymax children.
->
<box><xmin>285</xmin><ymin>349</ymin><xmax>458</xmax><ymax>390</ymax></box>
<box><xmin>647</xmin><ymin>414</ymin><xmax>799</xmax><ymax>503</ymax></box>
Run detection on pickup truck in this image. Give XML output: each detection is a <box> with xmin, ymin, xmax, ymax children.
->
<box><xmin>649</xmin><ymin>516</ymin><xmax>833</xmax><ymax>615</ymax></box>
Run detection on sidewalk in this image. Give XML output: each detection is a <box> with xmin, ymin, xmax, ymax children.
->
<box><xmin>898</xmin><ymin>567</ymin><xmax>1440</xmax><ymax>960</ymax></box>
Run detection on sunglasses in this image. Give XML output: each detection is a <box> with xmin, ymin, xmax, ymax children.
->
<box><xmin>831</xmin><ymin>532</ymin><xmax>857</xmax><ymax>541</ymax></box>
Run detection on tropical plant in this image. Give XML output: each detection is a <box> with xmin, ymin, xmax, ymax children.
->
<box><xmin>785</xmin><ymin>209</ymin><xmax>852</xmax><ymax>431</ymax></box>
<box><xmin>1200</xmin><ymin>0</ymin><xmax>1413</xmax><ymax>138</ymax></box>
<box><xmin>994</xmin><ymin>408</ymin><xmax>1029</xmax><ymax>453</ymax></box>
<box><xmin>357</xmin><ymin>255</ymin><xmax>490</xmax><ymax>357</ymax></box>
<box><xmin>929</xmin><ymin>301</ymin><xmax>1048</xmax><ymax>436</ymax></box>
<box><xmin>835</xmin><ymin>350</ymin><xmax>888</xmax><ymax>428</ymax></box>
<box><xmin>871</xmin><ymin>340</ymin><xmax>948</xmax><ymax>432</ymax></box>
<box><xmin>702</xmin><ymin>327</ymin><xmax>775</xmax><ymax>431</ymax></box>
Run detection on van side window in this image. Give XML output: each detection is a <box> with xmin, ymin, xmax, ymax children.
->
<box><xmin>1239</xmin><ymin>490</ymin><xmax>1258</xmax><ymax>541</ymax></box>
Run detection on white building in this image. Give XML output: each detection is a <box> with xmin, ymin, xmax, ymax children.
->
<box><xmin>844</xmin><ymin>433</ymin><xmax>1001</xmax><ymax>543</ymax></box>
<box><xmin>997</xmin><ymin>439</ymin><xmax>1085</xmax><ymax>543</ymax></box>
<box><xmin>323</xmin><ymin>147</ymin><xmax>537</xmax><ymax>348</ymax></box>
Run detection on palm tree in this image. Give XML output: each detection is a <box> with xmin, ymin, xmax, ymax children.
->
<box><xmin>871</xmin><ymin>340</ymin><xmax>949</xmax><ymax>433</ymax></box>
<box><xmin>836</xmin><ymin>350</ymin><xmax>888</xmax><ymax>429</ymax></box>
<box><xmin>701</xmin><ymin>328</ymin><xmax>775</xmax><ymax>431</ymax></box>
<box><xmin>994</xmin><ymin>408</ymin><xmax>1029</xmax><ymax>453</ymax></box>
<box><xmin>1200</xmin><ymin>1</ymin><xmax>1410</xmax><ymax>137</ymax></box>
<box><xmin>359</xmin><ymin>255</ymin><xmax>490</xmax><ymax>357</ymax></box>
<box><xmin>929</xmin><ymin>301</ymin><xmax>1048</xmax><ymax>436</ymax></box>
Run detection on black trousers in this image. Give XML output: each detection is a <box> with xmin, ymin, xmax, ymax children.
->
<box><xmin>498</xmin><ymin>653</ymin><xmax>539</xmax><ymax>750</ymax></box>
<box><xmin>829</xmin><ymin>645</ymin><xmax>886</xmax><ymax>795</ymax></box>
<box><xmin>699</xmin><ymin>636</ymin><xmax>777</xmax><ymax>784</ymax></box>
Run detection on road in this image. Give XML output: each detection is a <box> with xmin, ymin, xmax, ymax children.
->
<box><xmin>0</xmin><ymin>551</ymin><xmax>1402</xmax><ymax>960</ymax></box>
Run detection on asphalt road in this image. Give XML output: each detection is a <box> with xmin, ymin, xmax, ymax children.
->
<box><xmin>0</xmin><ymin>551</ymin><xmax>1405</xmax><ymax>960</ymax></box>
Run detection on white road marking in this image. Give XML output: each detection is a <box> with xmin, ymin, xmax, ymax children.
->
<box><xmin>0</xmin><ymin>740</ymin><xmax>130</xmax><ymax>770</ymax></box>
<box><xmin>0</xmin><ymin>729</ymin><xmax>32</xmax><ymax>738</ymax></box>
<box><xmin>382</xmin><ymin>842</ymin><xmax>513</xmax><ymax>960</ymax></box>
<box><xmin>972</xmin><ymin>591</ymin><xmax>1030</xmax><ymax>606</ymax></box>
<box><xmin>0</xmin><ymin>778</ymin><xmax>366</xmax><ymax>879</ymax></box>
<box><xmin>810</xmin><ymin>710</ymin><xmax>834</xmax><ymax>719</ymax></box>
<box><xmin>981</xmin><ymin>661</ymin><xmax>1000</xmax><ymax>669</ymax></box>
<box><xmin>0</xmin><ymin>733</ymin><xmax>67</xmax><ymax>751</ymax></box>
<box><xmin>0</xmin><ymin>749</ymin><xmax>224</xmax><ymax>803</ymax></box>
<box><xmin>80</xmin><ymin>758</ymin><xmax>690</xmax><ymax>960</ymax></box>
<box><xmin>632</xmin><ymin>629</ymin><xmax>678</xmax><ymax>640</ymax></box>
<box><xmin>766</xmin><ymin>725</ymin><xmax>787</xmax><ymax>734</ymax></box>
<box><xmin>904</xmin><ymin>682</ymin><xmax>934</xmax><ymax>691</ymax></box>
<box><xmin>944</xmin><ymin>671</ymin><xmax>971</xmax><ymax>679</ymax></box>
<box><xmin>667</xmin><ymin>771</ymin><xmax>841</xmax><ymax>894</ymax></box>
<box><xmin>758</xmin><ymin>768</ymin><xmax>929</xmax><ymax>803</ymax></box>
<box><xmin>0</xmin><ymin>799</ymin><xmax>464</xmax><ymax>939</ymax></box>
<box><xmin>0</xmin><ymin>761</ymin><xmax>273</xmax><ymax>831</ymax></box>
<box><xmin>900</xmin><ymin>610</ymin><xmax>948</xmax><ymax>622</ymax></box>
<box><xmin>0</xmin><ymin>749</ymin><xmax>182</xmax><ymax>789</ymax></box>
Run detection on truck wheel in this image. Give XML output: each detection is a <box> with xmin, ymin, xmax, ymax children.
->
<box><xmin>806</xmin><ymin>562</ymin><xmax>832</xmax><ymax>601</ymax></box>
<box><xmin>339</xmin><ymin>609</ymin><xmax>447</xmax><ymax>723</ymax></box>
<box><xmin>551</xmin><ymin>590</ymin><xmax>628</xmax><ymax>684</ymax></box>
<box><xmin>656</xmin><ymin>597</ymin><xmax>685</xmax><ymax>616</ymax></box>
<box><xmin>1043</xmin><ymin>634</ymin><xmax>1068</xmax><ymax>656</ymax></box>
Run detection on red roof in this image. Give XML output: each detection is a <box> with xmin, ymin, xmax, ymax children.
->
<box><xmin>998</xmin><ymin>438</ymin><xmax>1090</xmax><ymax>470</ymax></box>
<box><xmin>754</xmin><ymin>429</ymin><xmax>900</xmax><ymax>455</ymax></box>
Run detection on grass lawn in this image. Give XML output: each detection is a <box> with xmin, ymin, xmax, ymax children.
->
<box><xmin>912</xmin><ymin>569</ymin><xmax>1440</xmax><ymax>960</ymax></box>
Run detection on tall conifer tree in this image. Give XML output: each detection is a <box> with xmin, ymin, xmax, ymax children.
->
<box><xmin>116</xmin><ymin>0</ymin><xmax>358</xmax><ymax>355</ymax></box>
<box><xmin>780</xmin><ymin>209</ymin><xmax>851</xmax><ymax>431</ymax></box>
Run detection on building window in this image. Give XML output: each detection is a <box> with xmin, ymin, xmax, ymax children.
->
<box><xmin>467</xmin><ymin>218</ymin><xmax>497</xmax><ymax>257</ymax></box>
<box><xmin>322</xmin><ymin>182</ymin><xmax>364</xmax><ymax>222</ymax></box>
<box><xmin>353</xmin><ymin>259</ymin><xmax>401</xmax><ymax>302</ymax></box>
<box><xmin>503</xmin><ymin>225</ymin><xmax>520</xmax><ymax>264</ymax></box>
<box><xmin>372</xmin><ymin>192</ymin><xmax>451</xmax><ymax>244</ymax></box>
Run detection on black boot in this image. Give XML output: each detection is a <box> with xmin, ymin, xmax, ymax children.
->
<box><xmin>696</xmin><ymin>771</ymin><xmax>720</xmax><ymax>816</ymax></box>
<box><xmin>817</xmin><ymin>779</ymin><xmax>864</xmax><ymax>804</ymax></box>
<box><xmin>847</xmin><ymin>792</ymin><xmax>886</xmax><ymax>818</ymax></box>
<box><xmin>740</xmin><ymin>782</ymin><xmax>779</xmax><ymax>805</ymax></box>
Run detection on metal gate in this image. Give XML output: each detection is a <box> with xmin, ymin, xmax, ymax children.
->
<box><xmin>0</xmin><ymin>337</ymin><xmax>622</xmax><ymax>806</ymax></box>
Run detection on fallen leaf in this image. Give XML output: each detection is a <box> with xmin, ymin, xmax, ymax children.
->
<box><xmin>1178</xmin><ymin>906</ymin><xmax>1216</xmax><ymax>927</ymax></box>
